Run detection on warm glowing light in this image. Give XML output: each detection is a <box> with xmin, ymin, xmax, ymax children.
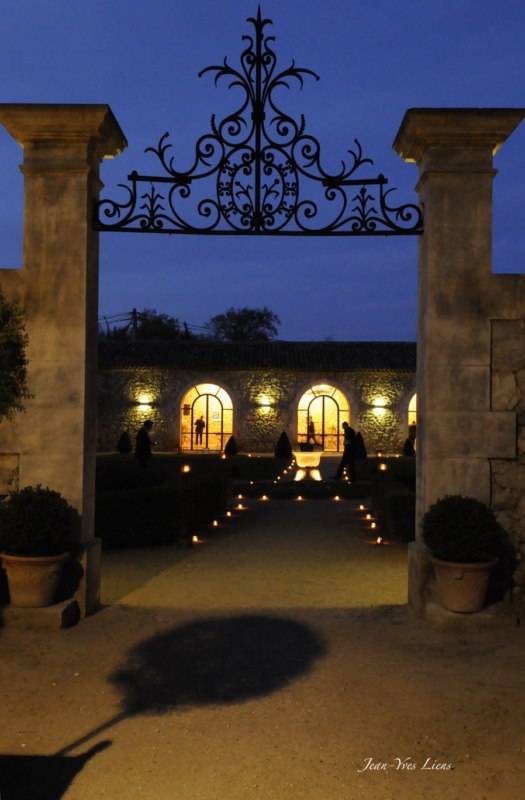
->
<box><xmin>376</xmin><ymin>451</ymin><xmax>383</xmax><ymax>457</ymax></box>
<box><xmin>333</xmin><ymin>495</ymin><xmax>341</xmax><ymax>501</ymax></box>
<box><xmin>221</xmin><ymin>453</ymin><xmax>227</xmax><ymax>460</ymax></box>
<box><xmin>256</xmin><ymin>394</ymin><xmax>273</xmax><ymax>409</ymax></box>
<box><xmin>371</xmin><ymin>522</ymin><xmax>377</xmax><ymax>530</ymax></box>
<box><xmin>260</xmin><ymin>495</ymin><xmax>269</xmax><ymax>501</ymax></box>
<box><xmin>237</xmin><ymin>494</ymin><xmax>243</xmax><ymax>499</ymax></box>
<box><xmin>298</xmin><ymin>384</ymin><xmax>350</xmax><ymax>453</ymax></box>
<box><xmin>372</xmin><ymin>396</ymin><xmax>387</xmax><ymax>408</ymax></box>
<box><xmin>372</xmin><ymin>407</ymin><xmax>387</xmax><ymax>418</ymax></box>
<box><xmin>379</xmin><ymin>463</ymin><xmax>388</xmax><ymax>472</ymax></box>
<box><xmin>296</xmin><ymin>495</ymin><xmax>304</xmax><ymax>501</ymax></box>
<box><xmin>181</xmin><ymin>464</ymin><xmax>191</xmax><ymax>474</ymax></box>
<box><xmin>192</xmin><ymin>535</ymin><xmax>203</xmax><ymax>544</ymax></box>
<box><xmin>277</xmin><ymin>476</ymin><xmax>281</xmax><ymax>481</ymax></box>
<box><xmin>359</xmin><ymin>504</ymin><xmax>365</xmax><ymax>511</ymax></box>
<box><xmin>212</xmin><ymin>520</ymin><xmax>219</xmax><ymax>527</ymax></box>
<box><xmin>137</xmin><ymin>391</ymin><xmax>154</xmax><ymax>406</ymax></box>
<box><xmin>248</xmin><ymin>453</ymin><xmax>252</xmax><ymax>458</ymax></box>
<box><xmin>365</xmin><ymin>513</ymin><xmax>372</xmax><ymax>520</ymax></box>
<box><xmin>179</xmin><ymin>383</ymin><xmax>233</xmax><ymax>453</ymax></box>
<box><xmin>237</xmin><ymin>503</ymin><xmax>245</xmax><ymax>510</ymax></box>
<box><xmin>376</xmin><ymin>536</ymin><xmax>383</xmax><ymax>545</ymax></box>
<box><xmin>408</xmin><ymin>393</ymin><xmax>417</xmax><ymax>427</ymax></box>
<box><xmin>250</xmin><ymin>481</ymin><xmax>254</xmax><ymax>485</ymax></box>
<box><xmin>226</xmin><ymin>511</ymin><xmax>232</xmax><ymax>518</ymax></box>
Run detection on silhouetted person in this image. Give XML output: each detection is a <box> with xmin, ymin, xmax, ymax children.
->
<box><xmin>402</xmin><ymin>423</ymin><xmax>416</xmax><ymax>457</ymax></box>
<box><xmin>334</xmin><ymin>421</ymin><xmax>356</xmax><ymax>481</ymax></box>
<box><xmin>307</xmin><ymin>416</ymin><xmax>320</xmax><ymax>446</ymax></box>
<box><xmin>354</xmin><ymin>431</ymin><xmax>367</xmax><ymax>459</ymax></box>
<box><xmin>135</xmin><ymin>420</ymin><xmax>153</xmax><ymax>468</ymax></box>
<box><xmin>402</xmin><ymin>437</ymin><xmax>415</xmax><ymax>457</ymax></box>
<box><xmin>194</xmin><ymin>415</ymin><xmax>206</xmax><ymax>445</ymax></box>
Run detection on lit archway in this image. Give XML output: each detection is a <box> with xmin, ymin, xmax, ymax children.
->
<box><xmin>180</xmin><ymin>383</ymin><xmax>233</xmax><ymax>451</ymax></box>
<box><xmin>408</xmin><ymin>393</ymin><xmax>417</xmax><ymax>427</ymax></box>
<box><xmin>297</xmin><ymin>384</ymin><xmax>350</xmax><ymax>452</ymax></box>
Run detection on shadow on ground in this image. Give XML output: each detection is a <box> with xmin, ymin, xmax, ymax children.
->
<box><xmin>111</xmin><ymin>613</ymin><xmax>327</xmax><ymax>713</ymax></box>
<box><xmin>14</xmin><ymin>614</ymin><xmax>326</xmax><ymax>798</ymax></box>
<box><xmin>0</xmin><ymin>741</ymin><xmax>111</xmax><ymax>800</ymax></box>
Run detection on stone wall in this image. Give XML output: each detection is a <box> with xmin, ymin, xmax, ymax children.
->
<box><xmin>491</xmin><ymin>319</ymin><xmax>525</xmax><ymax>595</ymax></box>
<box><xmin>97</xmin><ymin>366</ymin><xmax>416</xmax><ymax>455</ymax></box>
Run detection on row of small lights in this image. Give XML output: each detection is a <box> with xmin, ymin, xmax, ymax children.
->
<box><xmin>357</xmin><ymin>502</ymin><xmax>385</xmax><ymax>546</ymax></box>
<box><xmin>183</xmin><ymin>460</ymin><xmax>388</xmax><ymax>546</ymax></box>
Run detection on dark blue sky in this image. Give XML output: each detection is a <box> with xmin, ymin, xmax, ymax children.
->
<box><xmin>1</xmin><ymin>0</ymin><xmax>524</xmax><ymax>340</ymax></box>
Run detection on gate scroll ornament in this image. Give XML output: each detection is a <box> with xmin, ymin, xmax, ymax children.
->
<box><xmin>94</xmin><ymin>7</ymin><xmax>423</xmax><ymax>237</ymax></box>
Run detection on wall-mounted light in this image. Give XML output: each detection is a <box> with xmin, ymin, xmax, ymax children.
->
<box><xmin>255</xmin><ymin>393</ymin><xmax>276</xmax><ymax>415</ymax></box>
<box><xmin>135</xmin><ymin>390</ymin><xmax>156</xmax><ymax>413</ymax></box>
<box><xmin>371</xmin><ymin>396</ymin><xmax>389</xmax><ymax>419</ymax></box>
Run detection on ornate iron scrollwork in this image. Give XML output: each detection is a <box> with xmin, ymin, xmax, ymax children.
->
<box><xmin>94</xmin><ymin>7</ymin><xmax>423</xmax><ymax>236</ymax></box>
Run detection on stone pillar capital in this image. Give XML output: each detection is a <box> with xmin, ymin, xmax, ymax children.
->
<box><xmin>0</xmin><ymin>103</ymin><xmax>127</xmax><ymax>165</ymax></box>
<box><xmin>393</xmin><ymin>108</ymin><xmax>525</xmax><ymax>167</ymax></box>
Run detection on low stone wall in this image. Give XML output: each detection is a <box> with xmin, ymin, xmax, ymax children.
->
<box><xmin>491</xmin><ymin>319</ymin><xmax>525</xmax><ymax>595</ymax></box>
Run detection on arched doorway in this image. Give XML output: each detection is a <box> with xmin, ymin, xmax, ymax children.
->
<box><xmin>297</xmin><ymin>384</ymin><xmax>350</xmax><ymax>452</ymax></box>
<box><xmin>180</xmin><ymin>383</ymin><xmax>233</xmax><ymax>451</ymax></box>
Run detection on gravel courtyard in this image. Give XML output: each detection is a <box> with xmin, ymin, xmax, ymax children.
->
<box><xmin>1</xmin><ymin>497</ymin><xmax>524</xmax><ymax>800</ymax></box>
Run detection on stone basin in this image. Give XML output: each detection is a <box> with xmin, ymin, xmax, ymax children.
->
<box><xmin>292</xmin><ymin>449</ymin><xmax>323</xmax><ymax>481</ymax></box>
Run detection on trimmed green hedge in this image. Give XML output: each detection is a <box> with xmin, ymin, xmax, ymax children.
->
<box><xmin>372</xmin><ymin>468</ymin><xmax>415</xmax><ymax>543</ymax></box>
<box><xmin>96</xmin><ymin>486</ymin><xmax>182</xmax><ymax>549</ymax></box>
<box><xmin>96</xmin><ymin>477</ymin><xmax>230</xmax><ymax>549</ymax></box>
<box><xmin>385</xmin><ymin>489</ymin><xmax>415</xmax><ymax>543</ymax></box>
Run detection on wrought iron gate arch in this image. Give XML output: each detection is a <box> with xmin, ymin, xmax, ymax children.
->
<box><xmin>95</xmin><ymin>6</ymin><xmax>423</xmax><ymax>239</ymax></box>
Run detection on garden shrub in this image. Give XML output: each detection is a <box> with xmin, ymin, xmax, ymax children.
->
<box><xmin>274</xmin><ymin>431</ymin><xmax>292</xmax><ymax>460</ymax></box>
<box><xmin>423</xmin><ymin>495</ymin><xmax>504</xmax><ymax>563</ymax></box>
<box><xmin>224</xmin><ymin>436</ymin><xmax>238</xmax><ymax>456</ymax></box>
<box><xmin>95</xmin><ymin>472</ymin><xmax>231</xmax><ymax>549</ymax></box>
<box><xmin>96</xmin><ymin>455</ymin><xmax>168</xmax><ymax>492</ymax></box>
<box><xmin>116</xmin><ymin>431</ymin><xmax>133</xmax><ymax>454</ymax></box>
<box><xmin>386</xmin><ymin>489</ymin><xmax>415</xmax><ymax>542</ymax></box>
<box><xmin>0</xmin><ymin>485</ymin><xmax>77</xmax><ymax>556</ymax></box>
<box><xmin>95</xmin><ymin>486</ymin><xmax>182</xmax><ymax>549</ymax></box>
<box><xmin>372</xmin><ymin>473</ymin><xmax>415</xmax><ymax>542</ymax></box>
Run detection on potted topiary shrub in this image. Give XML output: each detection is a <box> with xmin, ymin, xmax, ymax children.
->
<box><xmin>0</xmin><ymin>485</ymin><xmax>77</xmax><ymax>608</ymax></box>
<box><xmin>422</xmin><ymin>495</ymin><xmax>504</xmax><ymax>613</ymax></box>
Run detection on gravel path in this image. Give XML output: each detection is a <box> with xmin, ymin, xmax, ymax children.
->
<box><xmin>1</xmin><ymin>498</ymin><xmax>524</xmax><ymax>800</ymax></box>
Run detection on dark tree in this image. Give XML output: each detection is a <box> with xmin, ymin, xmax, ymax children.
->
<box><xmin>101</xmin><ymin>309</ymin><xmax>194</xmax><ymax>340</ymax></box>
<box><xmin>206</xmin><ymin>307</ymin><xmax>280</xmax><ymax>342</ymax></box>
<box><xmin>0</xmin><ymin>291</ymin><xmax>31</xmax><ymax>420</ymax></box>
<box><xmin>135</xmin><ymin>309</ymin><xmax>182</xmax><ymax>340</ymax></box>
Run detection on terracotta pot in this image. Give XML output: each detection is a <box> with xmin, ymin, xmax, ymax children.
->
<box><xmin>431</xmin><ymin>556</ymin><xmax>498</xmax><ymax>613</ymax></box>
<box><xmin>0</xmin><ymin>552</ymin><xmax>68</xmax><ymax>608</ymax></box>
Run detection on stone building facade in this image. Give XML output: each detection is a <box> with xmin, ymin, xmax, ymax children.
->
<box><xmin>491</xmin><ymin>320</ymin><xmax>525</xmax><ymax>593</ymax></box>
<box><xmin>97</xmin><ymin>340</ymin><xmax>416</xmax><ymax>455</ymax></box>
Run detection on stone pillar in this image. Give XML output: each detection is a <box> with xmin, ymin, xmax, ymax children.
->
<box><xmin>393</xmin><ymin>109</ymin><xmax>525</xmax><ymax>613</ymax></box>
<box><xmin>0</xmin><ymin>105</ymin><xmax>126</xmax><ymax>614</ymax></box>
